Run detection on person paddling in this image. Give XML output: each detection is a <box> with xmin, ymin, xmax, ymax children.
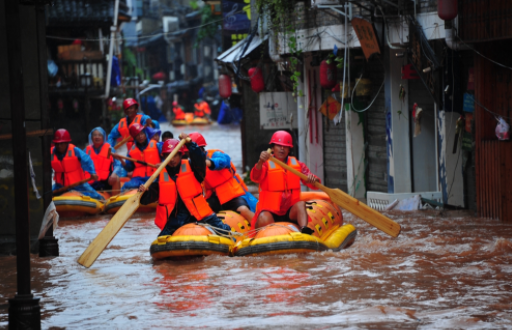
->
<box><xmin>138</xmin><ymin>135</ymin><xmax>232</xmax><ymax>237</ymax></box>
<box><xmin>193</xmin><ymin>98</ymin><xmax>211</xmax><ymax>118</ymax></box>
<box><xmin>85</xmin><ymin>127</ymin><xmax>124</xmax><ymax>195</ymax></box>
<box><xmin>189</xmin><ymin>132</ymin><xmax>255</xmax><ymax>221</ymax></box>
<box><xmin>51</xmin><ymin>128</ymin><xmax>105</xmax><ymax>201</ymax></box>
<box><xmin>107</xmin><ymin>98</ymin><xmax>153</xmax><ymax>151</ymax></box>
<box><xmin>250</xmin><ymin>130</ymin><xmax>319</xmax><ymax>234</ymax></box>
<box><xmin>118</xmin><ymin>123</ymin><xmax>162</xmax><ymax>192</ymax></box>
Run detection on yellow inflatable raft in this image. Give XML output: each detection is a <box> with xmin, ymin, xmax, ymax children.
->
<box><xmin>171</xmin><ymin>119</ymin><xmax>188</xmax><ymax>126</ymax></box>
<box><xmin>190</xmin><ymin>117</ymin><xmax>210</xmax><ymax>125</ymax></box>
<box><xmin>104</xmin><ymin>189</ymin><xmax>157</xmax><ymax>214</ymax></box>
<box><xmin>53</xmin><ymin>190</ymin><xmax>107</xmax><ymax>217</ymax></box>
<box><xmin>150</xmin><ymin>211</ymin><xmax>249</xmax><ymax>260</ymax></box>
<box><xmin>231</xmin><ymin>199</ymin><xmax>357</xmax><ymax>257</ymax></box>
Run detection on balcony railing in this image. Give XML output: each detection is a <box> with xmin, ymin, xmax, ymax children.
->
<box><xmin>49</xmin><ymin>58</ymin><xmax>107</xmax><ymax>94</ymax></box>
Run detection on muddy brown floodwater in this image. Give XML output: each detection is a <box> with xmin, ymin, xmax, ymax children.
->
<box><xmin>1</xmin><ymin>210</ymin><xmax>512</xmax><ymax>329</ymax></box>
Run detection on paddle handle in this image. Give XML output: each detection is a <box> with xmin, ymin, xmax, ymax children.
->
<box><xmin>114</xmin><ymin>135</ymin><xmax>132</xmax><ymax>150</ymax></box>
<box><xmin>266</xmin><ymin>149</ymin><xmax>324</xmax><ymax>190</ymax></box>
<box><xmin>53</xmin><ymin>176</ymin><xmax>93</xmax><ymax>195</ymax></box>
<box><xmin>113</xmin><ymin>154</ymin><xmax>158</xmax><ymax>168</ymax></box>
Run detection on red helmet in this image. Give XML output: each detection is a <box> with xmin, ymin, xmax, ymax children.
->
<box><xmin>269</xmin><ymin>130</ymin><xmax>293</xmax><ymax>147</ymax></box>
<box><xmin>189</xmin><ymin>132</ymin><xmax>207</xmax><ymax>147</ymax></box>
<box><xmin>161</xmin><ymin>139</ymin><xmax>185</xmax><ymax>154</ymax></box>
<box><xmin>53</xmin><ymin>128</ymin><xmax>72</xmax><ymax>143</ymax></box>
<box><xmin>123</xmin><ymin>98</ymin><xmax>139</xmax><ymax>110</ymax></box>
<box><xmin>129</xmin><ymin>123</ymin><xmax>145</xmax><ymax>139</ymax></box>
<box><xmin>172</xmin><ymin>101</ymin><xmax>178</xmax><ymax>106</ymax></box>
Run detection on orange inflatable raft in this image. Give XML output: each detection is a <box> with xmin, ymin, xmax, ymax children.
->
<box><xmin>104</xmin><ymin>189</ymin><xmax>157</xmax><ymax>214</ymax></box>
<box><xmin>231</xmin><ymin>199</ymin><xmax>357</xmax><ymax>257</ymax></box>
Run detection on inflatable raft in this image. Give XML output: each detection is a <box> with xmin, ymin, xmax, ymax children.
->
<box><xmin>53</xmin><ymin>190</ymin><xmax>108</xmax><ymax>217</ymax></box>
<box><xmin>232</xmin><ymin>199</ymin><xmax>357</xmax><ymax>257</ymax></box>
<box><xmin>171</xmin><ymin>119</ymin><xmax>188</xmax><ymax>126</ymax></box>
<box><xmin>150</xmin><ymin>198</ymin><xmax>356</xmax><ymax>260</ymax></box>
<box><xmin>190</xmin><ymin>117</ymin><xmax>210</xmax><ymax>125</ymax></box>
<box><xmin>104</xmin><ymin>189</ymin><xmax>157</xmax><ymax>214</ymax></box>
<box><xmin>150</xmin><ymin>211</ymin><xmax>249</xmax><ymax>260</ymax></box>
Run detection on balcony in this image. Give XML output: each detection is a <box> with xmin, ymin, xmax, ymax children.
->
<box><xmin>49</xmin><ymin>58</ymin><xmax>107</xmax><ymax>96</ymax></box>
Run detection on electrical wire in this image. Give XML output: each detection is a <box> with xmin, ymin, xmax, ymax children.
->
<box><xmin>46</xmin><ymin>10</ymin><xmax>246</xmax><ymax>42</ymax></box>
<box><xmin>454</xmin><ymin>31</ymin><xmax>512</xmax><ymax>71</ymax></box>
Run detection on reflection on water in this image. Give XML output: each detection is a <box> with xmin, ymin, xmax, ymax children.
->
<box><xmin>1</xmin><ymin>210</ymin><xmax>512</xmax><ymax>329</ymax></box>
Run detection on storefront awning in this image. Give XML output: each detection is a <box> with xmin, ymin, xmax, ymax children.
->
<box><xmin>216</xmin><ymin>34</ymin><xmax>267</xmax><ymax>65</ymax></box>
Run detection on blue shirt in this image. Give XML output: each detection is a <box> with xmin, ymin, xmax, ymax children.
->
<box><xmin>107</xmin><ymin>113</ymin><xmax>152</xmax><ymax>148</ymax></box>
<box><xmin>54</xmin><ymin>146</ymin><xmax>96</xmax><ymax>175</ymax></box>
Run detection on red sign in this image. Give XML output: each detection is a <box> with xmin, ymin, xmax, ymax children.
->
<box><xmin>402</xmin><ymin>64</ymin><xmax>419</xmax><ymax>80</ymax></box>
<box><xmin>351</xmin><ymin>17</ymin><xmax>381</xmax><ymax>60</ymax></box>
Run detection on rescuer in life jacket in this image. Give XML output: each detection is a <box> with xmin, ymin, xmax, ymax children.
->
<box><xmin>146</xmin><ymin>127</ymin><xmax>162</xmax><ymax>142</ymax></box>
<box><xmin>107</xmin><ymin>98</ymin><xmax>154</xmax><ymax>151</ymax></box>
<box><xmin>85</xmin><ymin>127</ymin><xmax>125</xmax><ymax>195</ymax></box>
<box><xmin>193</xmin><ymin>98</ymin><xmax>211</xmax><ymax>118</ymax></box>
<box><xmin>138</xmin><ymin>135</ymin><xmax>232</xmax><ymax>237</ymax></box>
<box><xmin>250</xmin><ymin>130</ymin><xmax>320</xmax><ymax>234</ymax></box>
<box><xmin>189</xmin><ymin>132</ymin><xmax>256</xmax><ymax>221</ymax></box>
<box><xmin>172</xmin><ymin>101</ymin><xmax>186</xmax><ymax>120</ymax></box>
<box><xmin>118</xmin><ymin>123</ymin><xmax>162</xmax><ymax>192</ymax></box>
<box><xmin>51</xmin><ymin>128</ymin><xmax>105</xmax><ymax>201</ymax></box>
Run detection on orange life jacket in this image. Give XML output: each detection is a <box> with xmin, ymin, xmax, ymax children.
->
<box><xmin>117</xmin><ymin>114</ymin><xmax>142</xmax><ymax>150</ymax></box>
<box><xmin>256</xmin><ymin>156</ymin><xmax>302</xmax><ymax>213</ymax></box>
<box><xmin>173</xmin><ymin>106</ymin><xmax>185</xmax><ymax>120</ymax></box>
<box><xmin>154</xmin><ymin>160</ymin><xmax>214</xmax><ymax>229</ymax></box>
<box><xmin>85</xmin><ymin>144</ymin><xmax>113</xmax><ymax>183</ymax></box>
<box><xmin>51</xmin><ymin>144</ymin><xmax>85</xmax><ymax>186</ymax></box>
<box><xmin>194</xmin><ymin>102</ymin><xmax>210</xmax><ymax>117</ymax></box>
<box><xmin>204</xmin><ymin>149</ymin><xmax>245</xmax><ymax>205</ymax></box>
<box><xmin>129</xmin><ymin>140</ymin><xmax>160</xmax><ymax>178</ymax></box>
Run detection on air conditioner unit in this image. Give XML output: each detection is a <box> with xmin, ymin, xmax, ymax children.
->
<box><xmin>162</xmin><ymin>16</ymin><xmax>179</xmax><ymax>33</ymax></box>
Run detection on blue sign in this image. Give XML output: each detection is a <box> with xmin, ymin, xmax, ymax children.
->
<box><xmin>463</xmin><ymin>93</ymin><xmax>475</xmax><ymax>113</ymax></box>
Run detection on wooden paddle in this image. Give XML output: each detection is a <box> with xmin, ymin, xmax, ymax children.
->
<box><xmin>78</xmin><ymin>138</ymin><xmax>189</xmax><ymax>268</ymax></box>
<box><xmin>53</xmin><ymin>176</ymin><xmax>94</xmax><ymax>195</ymax></box>
<box><xmin>266</xmin><ymin>150</ymin><xmax>401</xmax><ymax>238</ymax></box>
<box><xmin>112</xmin><ymin>154</ymin><xmax>159</xmax><ymax>168</ymax></box>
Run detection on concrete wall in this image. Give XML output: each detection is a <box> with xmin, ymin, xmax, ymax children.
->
<box><xmin>0</xmin><ymin>4</ymin><xmax>47</xmax><ymax>254</ymax></box>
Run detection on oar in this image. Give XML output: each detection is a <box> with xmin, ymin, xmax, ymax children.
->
<box><xmin>112</xmin><ymin>154</ymin><xmax>159</xmax><ymax>168</ymax></box>
<box><xmin>78</xmin><ymin>138</ymin><xmax>189</xmax><ymax>268</ymax></box>
<box><xmin>53</xmin><ymin>176</ymin><xmax>94</xmax><ymax>195</ymax></box>
<box><xmin>267</xmin><ymin>150</ymin><xmax>401</xmax><ymax>238</ymax></box>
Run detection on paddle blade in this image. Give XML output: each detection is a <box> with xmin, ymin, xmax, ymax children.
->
<box><xmin>78</xmin><ymin>192</ymin><xmax>142</xmax><ymax>267</ymax></box>
<box><xmin>326</xmin><ymin>188</ymin><xmax>401</xmax><ymax>238</ymax></box>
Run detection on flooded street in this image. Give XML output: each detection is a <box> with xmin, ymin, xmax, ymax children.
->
<box><xmin>2</xmin><ymin>210</ymin><xmax>512</xmax><ymax>329</ymax></box>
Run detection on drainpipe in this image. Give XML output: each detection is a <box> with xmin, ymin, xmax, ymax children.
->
<box><xmin>269</xmin><ymin>29</ymin><xmax>283</xmax><ymax>63</ymax></box>
<box><xmin>104</xmin><ymin>0</ymin><xmax>120</xmax><ymax>99</ymax></box>
<box><xmin>444</xmin><ymin>28</ymin><xmax>470</xmax><ymax>51</ymax></box>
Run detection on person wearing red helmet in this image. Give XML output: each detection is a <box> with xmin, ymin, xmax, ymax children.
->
<box><xmin>250</xmin><ymin>130</ymin><xmax>320</xmax><ymax>234</ymax></box>
<box><xmin>138</xmin><ymin>134</ymin><xmax>231</xmax><ymax>237</ymax></box>
<box><xmin>107</xmin><ymin>98</ymin><xmax>154</xmax><ymax>151</ymax></box>
<box><xmin>51</xmin><ymin>128</ymin><xmax>105</xmax><ymax>200</ymax></box>
<box><xmin>116</xmin><ymin>123</ymin><xmax>163</xmax><ymax>192</ymax></box>
<box><xmin>172</xmin><ymin>101</ymin><xmax>186</xmax><ymax>120</ymax></box>
<box><xmin>189</xmin><ymin>132</ymin><xmax>256</xmax><ymax>221</ymax></box>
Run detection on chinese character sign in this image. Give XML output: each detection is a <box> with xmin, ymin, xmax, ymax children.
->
<box><xmin>222</xmin><ymin>0</ymin><xmax>251</xmax><ymax>49</ymax></box>
<box><xmin>259</xmin><ymin>92</ymin><xmax>298</xmax><ymax>130</ymax></box>
<box><xmin>351</xmin><ymin>17</ymin><xmax>381</xmax><ymax>61</ymax></box>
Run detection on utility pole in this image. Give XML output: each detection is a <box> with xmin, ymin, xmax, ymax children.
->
<box><xmin>5</xmin><ymin>1</ymin><xmax>41</xmax><ymax>328</ymax></box>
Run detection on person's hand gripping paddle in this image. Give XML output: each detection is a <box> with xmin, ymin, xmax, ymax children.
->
<box><xmin>266</xmin><ymin>149</ymin><xmax>401</xmax><ymax>238</ymax></box>
<box><xmin>78</xmin><ymin>138</ymin><xmax>189</xmax><ymax>268</ymax></box>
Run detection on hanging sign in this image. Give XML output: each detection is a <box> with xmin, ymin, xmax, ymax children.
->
<box><xmin>463</xmin><ymin>93</ymin><xmax>475</xmax><ymax>113</ymax></box>
<box><xmin>259</xmin><ymin>92</ymin><xmax>298</xmax><ymax>130</ymax></box>
<box><xmin>351</xmin><ymin>17</ymin><xmax>381</xmax><ymax>60</ymax></box>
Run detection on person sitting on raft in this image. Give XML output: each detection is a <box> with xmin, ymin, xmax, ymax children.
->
<box><xmin>138</xmin><ymin>135</ymin><xmax>232</xmax><ymax>237</ymax></box>
<box><xmin>189</xmin><ymin>132</ymin><xmax>255</xmax><ymax>221</ymax></box>
<box><xmin>172</xmin><ymin>101</ymin><xmax>186</xmax><ymax>120</ymax></box>
<box><xmin>250</xmin><ymin>130</ymin><xmax>319</xmax><ymax>234</ymax></box>
<box><xmin>193</xmin><ymin>98</ymin><xmax>211</xmax><ymax>118</ymax></box>
<box><xmin>146</xmin><ymin>127</ymin><xmax>161</xmax><ymax>142</ymax></box>
<box><xmin>107</xmin><ymin>98</ymin><xmax>153</xmax><ymax>151</ymax></box>
<box><xmin>118</xmin><ymin>123</ymin><xmax>162</xmax><ymax>192</ymax></box>
<box><xmin>51</xmin><ymin>128</ymin><xmax>105</xmax><ymax>201</ymax></box>
<box><xmin>85</xmin><ymin>127</ymin><xmax>124</xmax><ymax>195</ymax></box>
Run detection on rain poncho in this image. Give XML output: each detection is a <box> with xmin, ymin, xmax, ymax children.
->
<box><xmin>87</xmin><ymin>127</ymin><xmax>125</xmax><ymax>178</ymax></box>
<box><xmin>146</xmin><ymin>127</ymin><xmax>162</xmax><ymax>141</ymax></box>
